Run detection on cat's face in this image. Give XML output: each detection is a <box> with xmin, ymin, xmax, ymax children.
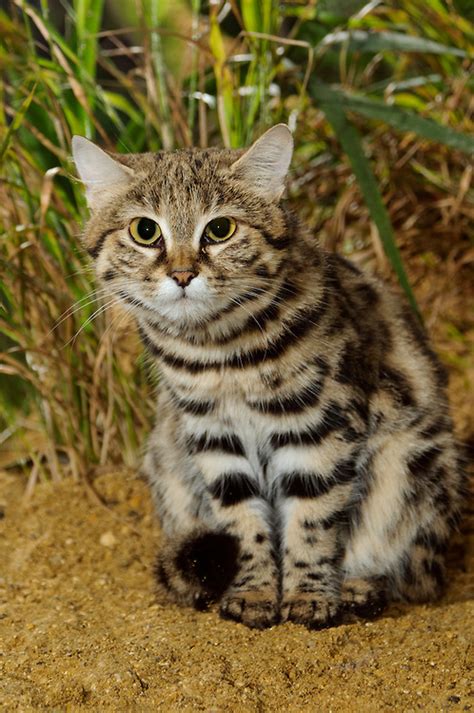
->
<box><xmin>72</xmin><ymin>126</ymin><xmax>293</xmax><ymax>328</ymax></box>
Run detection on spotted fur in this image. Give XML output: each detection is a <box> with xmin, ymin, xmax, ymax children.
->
<box><xmin>73</xmin><ymin>126</ymin><xmax>464</xmax><ymax>629</ymax></box>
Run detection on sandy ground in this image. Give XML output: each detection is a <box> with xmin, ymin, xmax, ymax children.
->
<box><xmin>0</xmin><ymin>461</ymin><xmax>472</xmax><ymax>711</ymax></box>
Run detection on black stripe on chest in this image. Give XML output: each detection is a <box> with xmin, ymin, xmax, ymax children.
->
<box><xmin>142</xmin><ymin>298</ymin><xmax>329</xmax><ymax>372</ymax></box>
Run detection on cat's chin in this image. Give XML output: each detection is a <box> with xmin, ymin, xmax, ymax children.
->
<box><xmin>150</xmin><ymin>275</ymin><xmax>217</xmax><ymax>327</ymax></box>
<box><xmin>152</xmin><ymin>300</ymin><xmax>215</xmax><ymax>327</ymax></box>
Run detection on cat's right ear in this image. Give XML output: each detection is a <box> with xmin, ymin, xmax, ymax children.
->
<box><xmin>72</xmin><ymin>136</ymin><xmax>134</xmax><ymax>211</ymax></box>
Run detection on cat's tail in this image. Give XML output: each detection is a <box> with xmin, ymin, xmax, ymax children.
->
<box><xmin>155</xmin><ymin>529</ymin><xmax>240</xmax><ymax>611</ymax></box>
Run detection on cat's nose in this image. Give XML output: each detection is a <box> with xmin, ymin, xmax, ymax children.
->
<box><xmin>170</xmin><ymin>269</ymin><xmax>197</xmax><ymax>288</ymax></box>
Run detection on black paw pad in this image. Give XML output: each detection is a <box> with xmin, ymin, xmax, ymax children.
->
<box><xmin>176</xmin><ymin>531</ymin><xmax>240</xmax><ymax>602</ymax></box>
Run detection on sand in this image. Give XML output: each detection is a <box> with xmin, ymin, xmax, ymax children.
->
<box><xmin>0</xmin><ymin>463</ymin><xmax>472</xmax><ymax>712</ymax></box>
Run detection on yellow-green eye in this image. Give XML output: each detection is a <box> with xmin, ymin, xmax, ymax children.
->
<box><xmin>129</xmin><ymin>217</ymin><xmax>162</xmax><ymax>246</ymax></box>
<box><xmin>204</xmin><ymin>217</ymin><xmax>236</xmax><ymax>243</ymax></box>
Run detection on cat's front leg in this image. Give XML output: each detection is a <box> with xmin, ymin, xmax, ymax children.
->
<box><xmin>272</xmin><ymin>442</ymin><xmax>359</xmax><ymax>629</ymax></box>
<box><xmin>191</xmin><ymin>435</ymin><xmax>280</xmax><ymax>629</ymax></box>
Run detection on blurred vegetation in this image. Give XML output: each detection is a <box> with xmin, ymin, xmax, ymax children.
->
<box><xmin>0</xmin><ymin>0</ymin><xmax>473</xmax><ymax>481</ymax></box>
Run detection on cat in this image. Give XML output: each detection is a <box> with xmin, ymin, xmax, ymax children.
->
<box><xmin>72</xmin><ymin>125</ymin><xmax>463</xmax><ymax>629</ymax></box>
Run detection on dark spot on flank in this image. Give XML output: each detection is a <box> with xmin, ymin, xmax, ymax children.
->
<box><xmin>306</xmin><ymin>572</ymin><xmax>324</xmax><ymax>581</ymax></box>
<box><xmin>420</xmin><ymin>420</ymin><xmax>450</xmax><ymax>441</ymax></box>
<box><xmin>294</xmin><ymin>561</ymin><xmax>309</xmax><ymax>568</ymax></box>
<box><xmin>414</xmin><ymin>530</ymin><xmax>447</xmax><ymax>555</ymax></box>
<box><xmin>380</xmin><ymin>366</ymin><xmax>416</xmax><ymax>408</ymax></box>
<box><xmin>422</xmin><ymin>558</ymin><xmax>445</xmax><ymax>589</ymax></box>
<box><xmin>255</xmin><ymin>533</ymin><xmax>266</xmax><ymax>543</ymax></box>
<box><xmin>175</xmin><ymin>531</ymin><xmax>240</xmax><ymax>602</ymax></box>
<box><xmin>320</xmin><ymin>508</ymin><xmax>348</xmax><ymax>530</ymax></box>
<box><xmin>406</xmin><ymin>446</ymin><xmax>440</xmax><ymax>478</ymax></box>
<box><xmin>353</xmin><ymin>282</ymin><xmax>379</xmax><ymax>307</ymax></box>
<box><xmin>433</xmin><ymin>485</ymin><xmax>451</xmax><ymax>514</ymax></box>
<box><xmin>102</xmin><ymin>269</ymin><xmax>116</xmax><ymax>281</ymax></box>
<box><xmin>335</xmin><ymin>341</ymin><xmax>378</xmax><ymax>396</ymax></box>
<box><xmin>240</xmin><ymin>552</ymin><xmax>254</xmax><ymax>562</ymax></box>
<box><xmin>316</xmin><ymin>555</ymin><xmax>341</xmax><ymax>567</ymax></box>
<box><xmin>336</xmin><ymin>256</ymin><xmax>362</xmax><ymax>275</ymax></box>
<box><xmin>401</xmin><ymin>306</ymin><xmax>448</xmax><ymax>388</ymax></box>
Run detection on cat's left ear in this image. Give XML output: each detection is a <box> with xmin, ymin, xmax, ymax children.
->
<box><xmin>230</xmin><ymin>124</ymin><xmax>293</xmax><ymax>201</ymax></box>
<box><xmin>72</xmin><ymin>136</ymin><xmax>134</xmax><ymax>210</ymax></box>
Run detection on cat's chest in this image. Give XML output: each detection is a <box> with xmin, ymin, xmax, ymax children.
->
<box><xmin>161</xmin><ymin>359</ymin><xmax>272</xmax><ymax>402</ymax></box>
<box><xmin>164</xmin><ymin>365</ymin><xmax>275</xmax><ymax>455</ymax></box>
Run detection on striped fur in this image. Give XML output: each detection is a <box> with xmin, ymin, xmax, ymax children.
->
<box><xmin>73</xmin><ymin>127</ymin><xmax>464</xmax><ymax>629</ymax></box>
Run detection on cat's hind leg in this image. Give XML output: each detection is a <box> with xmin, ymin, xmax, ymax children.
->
<box><xmin>343</xmin><ymin>420</ymin><xmax>462</xmax><ymax>607</ymax></box>
<box><xmin>340</xmin><ymin>576</ymin><xmax>387</xmax><ymax>620</ymax></box>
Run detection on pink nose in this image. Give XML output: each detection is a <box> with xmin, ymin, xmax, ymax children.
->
<box><xmin>170</xmin><ymin>270</ymin><xmax>197</xmax><ymax>288</ymax></box>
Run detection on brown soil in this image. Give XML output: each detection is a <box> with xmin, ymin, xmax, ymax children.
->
<box><xmin>0</xmin><ymin>464</ymin><xmax>472</xmax><ymax>712</ymax></box>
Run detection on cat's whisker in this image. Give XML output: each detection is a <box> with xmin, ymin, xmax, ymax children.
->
<box><xmin>50</xmin><ymin>288</ymin><xmax>114</xmax><ymax>334</ymax></box>
<box><xmin>62</xmin><ymin>297</ymin><xmax>125</xmax><ymax>348</ymax></box>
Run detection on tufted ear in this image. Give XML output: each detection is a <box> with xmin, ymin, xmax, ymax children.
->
<box><xmin>72</xmin><ymin>136</ymin><xmax>134</xmax><ymax>210</ymax></box>
<box><xmin>230</xmin><ymin>124</ymin><xmax>293</xmax><ymax>201</ymax></box>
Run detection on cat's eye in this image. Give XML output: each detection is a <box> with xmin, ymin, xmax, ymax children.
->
<box><xmin>203</xmin><ymin>217</ymin><xmax>236</xmax><ymax>243</ymax></box>
<box><xmin>129</xmin><ymin>217</ymin><xmax>162</xmax><ymax>246</ymax></box>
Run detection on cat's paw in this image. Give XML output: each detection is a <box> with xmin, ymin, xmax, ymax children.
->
<box><xmin>220</xmin><ymin>590</ymin><xmax>279</xmax><ymax>629</ymax></box>
<box><xmin>340</xmin><ymin>577</ymin><xmax>387</xmax><ymax>621</ymax></box>
<box><xmin>280</xmin><ymin>593</ymin><xmax>341</xmax><ymax>629</ymax></box>
<box><xmin>155</xmin><ymin>530</ymin><xmax>240</xmax><ymax>610</ymax></box>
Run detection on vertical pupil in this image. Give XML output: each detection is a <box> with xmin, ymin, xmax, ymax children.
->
<box><xmin>138</xmin><ymin>218</ymin><xmax>156</xmax><ymax>240</ymax></box>
<box><xmin>211</xmin><ymin>218</ymin><xmax>229</xmax><ymax>238</ymax></box>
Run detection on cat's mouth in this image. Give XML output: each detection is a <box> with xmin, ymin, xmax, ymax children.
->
<box><xmin>149</xmin><ymin>275</ymin><xmax>217</xmax><ymax>324</ymax></box>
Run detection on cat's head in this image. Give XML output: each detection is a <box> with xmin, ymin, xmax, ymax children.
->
<box><xmin>72</xmin><ymin>125</ymin><xmax>293</xmax><ymax>328</ymax></box>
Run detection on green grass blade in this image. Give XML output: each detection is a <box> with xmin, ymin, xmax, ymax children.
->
<box><xmin>241</xmin><ymin>0</ymin><xmax>262</xmax><ymax>32</ymax></box>
<box><xmin>0</xmin><ymin>84</ymin><xmax>36</xmax><ymax>161</ymax></box>
<box><xmin>73</xmin><ymin>0</ymin><xmax>105</xmax><ymax>78</ymax></box>
<box><xmin>316</xmin><ymin>91</ymin><xmax>420</xmax><ymax>318</ymax></box>
<box><xmin>311</xmin><ymin>84</ymin><xmax>474</xmax><ymax>154</ymax></box>
<box><xmin>320</xmin><ymin>29</ymin><xmax>469</xmax><ymax>57</ymax></box>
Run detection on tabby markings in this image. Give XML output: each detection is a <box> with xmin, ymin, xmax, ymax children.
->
<box><xmin>188</xmin><ymin>433</ymin><xmax>245</xmax><ymax>457</ymax></box>
<box><xmin>87</xmin><ymin>228</ymin><xmax>117</xmax><ymax>259</ymax></box>
<box><xmin>140</xmin><ymin>299</ymin><xmax>329</xmax><ymax>372</ymax></box>
<box><xmin>280</xmin><ymin>458</ymin><xmax>357</xmax><ymax>498</ymax></box>
<box><xmin>208</xmin><ymin>472</ymin><xmax>260</xmax><ymax>506</ymax></box>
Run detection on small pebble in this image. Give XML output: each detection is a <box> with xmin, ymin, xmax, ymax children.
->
<box><xmin>100</xmin><ymin>531</ymin><xmax>117</xmax><ymax>548</ymax></box>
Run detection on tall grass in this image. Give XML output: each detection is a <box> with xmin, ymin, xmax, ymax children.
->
<box><xmin>1</xmin><ymin>0</ymin><xmax>473</xmax><ymax>480</ymax></box>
